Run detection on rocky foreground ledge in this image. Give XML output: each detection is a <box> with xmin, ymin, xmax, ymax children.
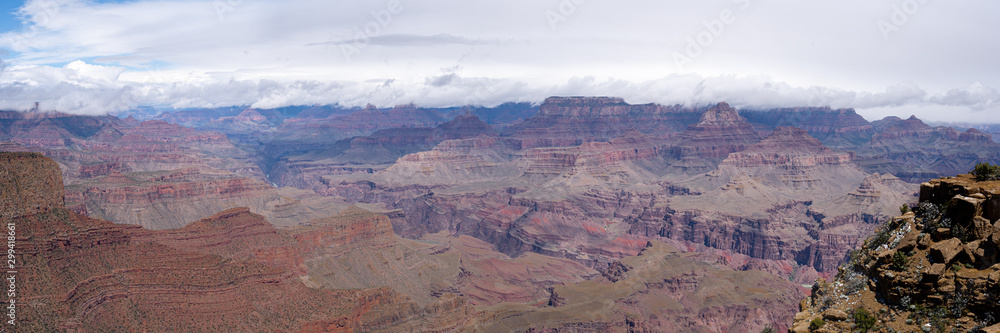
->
<box><xmin>790</xmin><ymin>173</ymin><xmax>1000</xmax><ymax>332</ymax></box>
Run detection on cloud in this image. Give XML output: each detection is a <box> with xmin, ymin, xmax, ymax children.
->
<box><xmin>928</xmin><ymin>83</ymin><xmax>1000</xmax><ymax>111</ymax></box>
<box><xmin>309</xmin><ymin>33</ymin><xmax>488</xmax><ymax>47</ymax></box>
<box><xmin>0</xmin><ymin>0</ymin><xmax>997</xmax><ymax>122</ymax></box>
<box><xmin>1</xmin><ymin>60</ymin><xmax>998</xmax><ymax>123</ymax></box>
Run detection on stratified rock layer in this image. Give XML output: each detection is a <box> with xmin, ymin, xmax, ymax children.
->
<box><xmin>503</xmin><ymin>96</ymin><xmax>701</xmax><ymax>149</ymax></box>
<box><xmin>2</xmin><ymin>152</ymin><xmax>475</xmax><ymax>332</ymax></box>
<box><xmin>0</xmin><ymin>152</ymin><xmax>64</xmax><ymax>219</ymax></box>
<box><xmin>479</xmin><ymin>241</ymin><xmax>803</xmax><ymax>332</ymax></box>
<box><xmin>669</xmin><ymin>102</ymin><xmax>762</xmax><ymax>172</ymax></box>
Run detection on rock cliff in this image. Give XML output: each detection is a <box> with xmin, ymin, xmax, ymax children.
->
<box><xmin>790</xmin><ymin>172</ymin><xmax>1000</xmax><ymax>332</ymax></box>
<box><xmin>1</xmin><ymin>152</ymin><xmax>479</xmax><ymax>332</ymax></box>
<box><xmin>64</xmin><ymin>168</ymin><xmax>348</xmax><ymax>230</ymax></box>
<box><xmin>478</xmin><ymin>241</ymin><xmax>804</xmax><ymax>332</ymax></box>
<box><xmin>504</xmin><ymin>96</ymin><xmax>701</xmax><ymax>149</ymax></box>
<box><xmin>741</xmin><ymin>107</ymin><xmax>875</xmax><ymax>149</ymax></box>
<box><xmin>856</xmin><ymin>116</ymin><xmax>1000</xmax><ymax>183</ymax></box>
<box><xmin>669</xmin><ymin>102</ymin><xmax>762</xmax><ymax>172</ymax></box>
<box><xmin>271</xmin><ymin>114</ymin><xmax>498</xmax><ymax>189</ymax></box>
<box><xmin>1</xmin><ymin>152</ymin><xmax>64</xmax><ymax>219</ymax></box>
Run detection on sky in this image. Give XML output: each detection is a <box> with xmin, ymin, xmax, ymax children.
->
<box><xmin>0</xmin><ymin>0</ymin><xmax>998</xmax><ymax>122</ymax></box>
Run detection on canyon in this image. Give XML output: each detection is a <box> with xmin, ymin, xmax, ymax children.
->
<box><xmin>3</xmin><ymin>96</ymin><xmax>1000</xmax><ymax>331</ymax></box>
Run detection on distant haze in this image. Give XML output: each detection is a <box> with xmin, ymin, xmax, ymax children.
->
<box><xmin>0</xmin><ymin>0</ymin><xmax>998</xmax><ymax>122</ymax></box>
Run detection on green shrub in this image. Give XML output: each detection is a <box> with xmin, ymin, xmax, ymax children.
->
<box><xmin>868</xmin><ymin>228</ymin><xmax>892</xmax><ymax>250</ymax></box>
<box><xmin>853</xmin><ymin>307</ymin><xmax>876</xmax><ymax>332</ymax></box>
<box><xmin>890</xmin><ymin>251</ymin><xmax>908</xmax><ymax>271</ymax></box>
<box><xmin>899</xmin><ymin>204</ymin><xmax>910</xmax><ymax>215</ymax></box>
<box><xmin>760</xmin><ymin>323</ymin><xmax>775</xmax><ymax>333</ymax></box>
<box><xmin>972</xmin><ymin>162</ymin><xmax>1000</xmax><ymax>181</ymax></box>
<box><xmin>809</xmin><ymin>318</ymin><xmax>825</xmax><ymax>331</ymax></box>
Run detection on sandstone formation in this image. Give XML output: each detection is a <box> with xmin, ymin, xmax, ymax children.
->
<box><xmin>64</xmin><ymin>167</ymin><xmax>349</xmax><ymax>229</ymax></box>
<box><xmin>653</xmin><ymin>128</ymin><xmax>915</xmax><ymax>274</ymax></box>
<box><xmin>10</xmin><ymin>96</ymin><xmax>997</xmax><ymax>331</ymax></box>
<box><xmin>791</xmin><ymin>173</ymin><xmax>1000</xmax><ymax>332</ymax></box>
<box><xmin>377</xmin><ymin>135</ymin><xmax>522</xmax><ymax>185</ymax></box>
<box><xmin>1</xmin><ymin>152</ymin><xmax>65</xmax><ymax>219</ymax></box>
<box><xmin>0</xmin><ymin>110</ymin><xmax>264</xmax><ymax>182</ymax></box>
<box><xmin>1</xmin><ymin>152</ymin><xmax>477</xmax><ymax>332</ymax></box>
<box><xmin>669</xmin><ymin>102</ymin><xmax>762</xmax><ymax>172</ymax></box>
<box><xmin>741</xmin><ymin>107</ymin><xmax>875</xmax><ymax>149</ymax></box>
<box><xmin>478</xmin><ymin>241</ymin><xmax>804</xmax><ymax>332</ymax></box>
<box><xmin>272</xmin><ymin>114</ymin><xmax>499</xmax><ymax>189</ymax></box>
<box><xmin>503</xmin><ymin>96</ymin><xmax>701</xmax><ymax>149</ymax></box>
<box><xmin>856</xmin><ymin>115</ymin><xmax>1000</xmax><ymax>182</ymax></box>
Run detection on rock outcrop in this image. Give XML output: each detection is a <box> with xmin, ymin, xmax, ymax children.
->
<box><xmin>645</xmin><ymin>128</ymin><xmax>915</xmax><ymax>274</ymax></box>
<box><xmin>2</xmin><ymin>152</ymin><xmax>477</xmax><ymax>332</ymax></box>
<box><xmin>791</xmin><ymin>172</ymin><xmax>1000</xmax><ymax>332</ymax></box>
<box><xmin>1</xmin><ymin>152</ymin><xmax>64</xmax><ymax>219</ymax></box>
<box><xmin>669</xmin><ymin>102</ymin><xmax>762</xmax><ymax>172</ymax></box>
<box><xmin>856</xmin><ymin>115</ymin><xmax>1000</xmax><ymax>182</ymax></box>
<box><xmin>378</xmin><ymin>135</ymin><xmax>522</xmax><ymax>185</ymax></box>
<box><xmin>271</xmin><ymin>114</ymin><xmax>499</xmax><ymax>189</ymax></box>
<box><xmin>0</xmin><ymin>110</ymin><xmax>265</xmax><ymax>183</ymax></box>
<box><xmin>479</xmin><ymin>241</ymin><xmax>804</xmax><ymax>332</ymax></box>
<box><xmin>741</xmin><ymin>107</ymin><xmax>875</xmax><ymax>149</ymax></box>
<box><xmin>503</xmin><ymin>96</ymin><xmax>701</xmax><ymax>149</ymax></box>
<box><xmin>64</xmin><ymin>168</ymin><xmax>348</xmax><ymax>229</ymax></box>
<box><xmin>709</xmin><ymin>126</ymin><xmax>860</xmax><ymax>193</ymax></box>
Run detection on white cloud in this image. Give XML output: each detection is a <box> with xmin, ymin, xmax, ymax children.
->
<box><xmin>0</xmin><ymin>0</ymin><xmax>998</xmax><ymax>122</ymax></box>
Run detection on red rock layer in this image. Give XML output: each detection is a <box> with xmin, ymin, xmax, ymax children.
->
<box><xmin>273</xmin><ymin>114</ymin><xmax>499</xmax><ymax>189</ymax></box>
<box><xmin>74</xmin><ymin>176</ymin><xmax>270</xmax><ymax>204</ymax></box>
<box><xmin>741</xmin><ymin>107</ymin><xmax>875</xmax><ymax>148</ymax></box>
<box><xmin>79</xmin><ymin>162</ymin><xmax>132</xmax><ymax>178</ymax></box>
<box><xmin>720</xmin><ymin>127</ymin><xmax>853</xmax><ymax>168</ymax></box>
<box><xmin>128</xmin><ymin>207</ymin><xmax>305</xmax><ymax>273</ymax></box>
<box><xmin>275</xmin><ymin>103</ymin><xmax>448</xmax><ymax>141</ymax></box>
<box><xmin>3</xmin><ymin>152</ymin><xmax>474</xmax><ymax>332</ymax></box>
<box><xmin>505</xmin><ymin>96</ymin><xmax>701</xmax><ymax>149</ymax></box>
<box><xmin>0</xmin><ymin>152</ymin><xmax>64</xmax><ymax>219</ymax></box>
<box><xmin>671</xmin><ymin>102</ymin><xmax>761</xmax><ymax>160</ymax></box>
<box><xmin>857</xmin><ymin>115</ymin><xmax>1000</xmax><ymax>182</ymax></box>
<box><xmin>523</xmin><ymin>130</ymin><xmax>660</xmax><ymax>177</ymax></box>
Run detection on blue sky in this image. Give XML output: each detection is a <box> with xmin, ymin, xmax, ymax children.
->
<box><xmin>0</xmin><ymin>1</ymin><xmax>127</xmax><ymax>37</ymax></box>
<box><xmin>0</xmin><ymin>3</ymin><xmax>21</xmax><ymax>33</ymax></box>
<box><xmin>0</xmin><ymin>0</ymin><xmax>998</xmax><ymax>122</ymax></box>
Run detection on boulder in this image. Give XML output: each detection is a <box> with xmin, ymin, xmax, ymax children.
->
<box><xmin>924</xmin><ymin>263</ymin><xmax>946</xmax><ymax>282</ymax></box>
<box><xmin>896</xmin><ymin>229</ymin><xmax>920</xmax><ymax>251</ymax></box>
<box><xmin>937</xmin><ymin>275</ymin><xmax>956</xmax><ymax>293</ymax></box>
<box><xmin>917</xmin><ymin>233</ymin><xmax>931</xmax><ymax>249</ymax></box>
<box><xmin>978</xmin><ymin>241</ymin><xmax>999</xmax><ymax>267</ymax></box>
<box><xmin>964</xmin><ymin>240</ymin><xmax>983</xmax><ymax>266</ymax></box>
<box><xmin>983</xmin><ymin>323</ymin><xmax>1000</xmax><ymax>333</ymax></box>
<box><xmin>933</xmin><ymin>228</ymin><xmax>952</xmax><ymax>241</ymax></box>
<box><xmin>822</xmin><ymin>308</ymin><xmax>849</xmax><ymax>321</ymax></box>
<box><xmin>986</xmin><ymin>196</ymin><xmax>1000</xmax><ymax>222</ymax></box>
<box><xmin>930</xmin><ymin>238</ymin><xmax>965</xmax><ymax>264</ymax></box>
<box><xmin>950</xmin><ymin>195</ymin><xmax>983</xmax><ymax>227</ymax></box>
<box><xmin>971</xmin><ymin>216</ymin><xmax>995</xmax><ymax>240</ymax></box>
<box><xmin>789</xmin><ymin>321</ymin><xmax>811</xmax><ymax>333</ymax></box>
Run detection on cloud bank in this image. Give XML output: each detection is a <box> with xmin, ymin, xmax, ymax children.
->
<box><xmin>0</xmin><ymin>0</ymin><xmax>998</xmax><ymax>122</ymax></box>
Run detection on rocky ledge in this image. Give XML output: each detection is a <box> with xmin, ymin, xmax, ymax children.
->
<box><xmin>790</xmin><ymin>172</ymin><xmax>1000</xmax><ymax>332</ymax></box>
